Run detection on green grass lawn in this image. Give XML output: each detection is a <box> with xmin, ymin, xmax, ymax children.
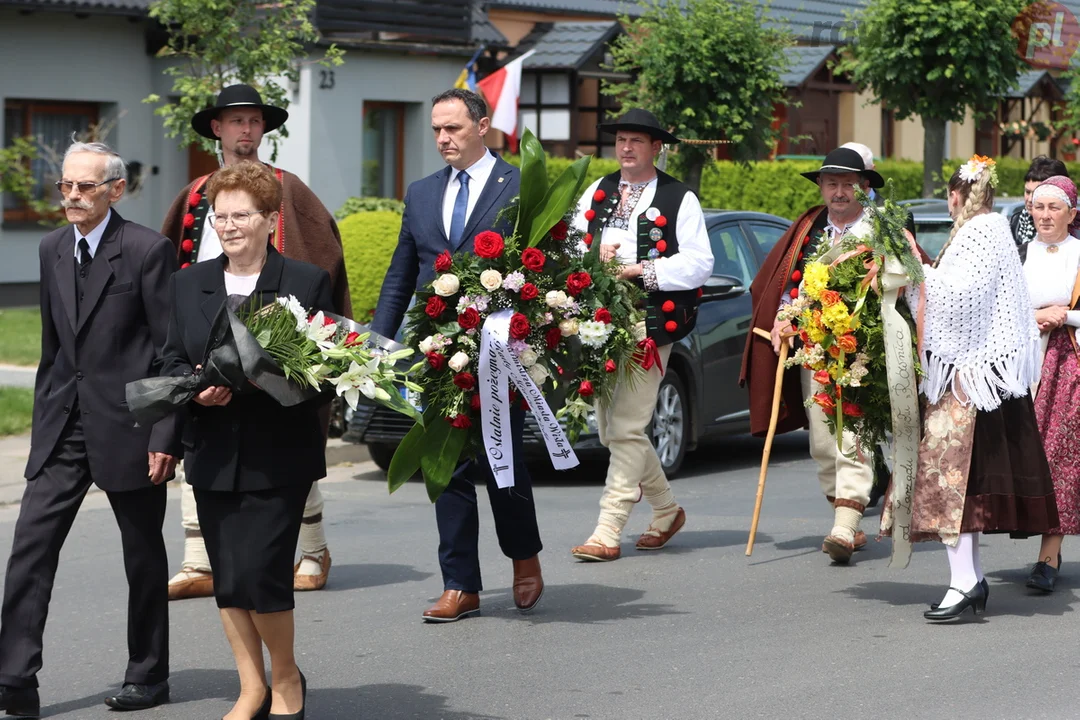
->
<box><xmin>0</xmin><ymin>387</ymin><xmax>34</xmax><ymax>437</ymax></box>
<box><xmin>0</xmin><ymin>308</ymin><xmax>41</xmax><ymax>367</ymax></box>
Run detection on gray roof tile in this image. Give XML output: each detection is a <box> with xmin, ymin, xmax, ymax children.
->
<box><xmin>780</xmin><ymin>44</ymin><xmax>835</xmax><ymax>87</ymax></box>
<box><xmin>522</xmin><ymin>21</ymin><xmax>619</xmax><ymax>69</ymax></box>
<box><xmin>472</xmin><ymin>4</ymin><xmax>509</xmax><ymax>45</ymax></box>
<box><xmin>0</xmin><ymin>0</ymin><xmax>151</xmax><ymax>12</ymax></box>
<box><xmin>487</xmin><ymin>0</ymin><xmax>643</xmax><ymax>17</ymax></box>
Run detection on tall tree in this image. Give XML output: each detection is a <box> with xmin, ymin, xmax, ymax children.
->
<box><xmin>603</xmin><ymin>0</ymin><xmax>791</xmax><ymax>192</ymax></box>
<box><xmin>840</xmin><ymin>0</ymin><xmax>1026</xmax><ymax>197</ymax></box>
<box><xmin>144</xmin><ymin>0</ymin><xmax>343</xmax><ymax>160</ymax></box>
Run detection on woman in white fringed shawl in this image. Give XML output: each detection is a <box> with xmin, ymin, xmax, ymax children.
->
<box><xmin>906</xmin><ymin>157</ymin><xmax>1058</xmax><ymax>623</ymax></box>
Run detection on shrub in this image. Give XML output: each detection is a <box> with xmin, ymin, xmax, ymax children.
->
<box><xmin>335</xmin><ymin>196</ymin><xmax>406</xmax><ymax>220</ymax></box>
<box><xmin>339</xmin><ymin>210</ymin><xmax>402</xmax><ymax>323</ymax></box>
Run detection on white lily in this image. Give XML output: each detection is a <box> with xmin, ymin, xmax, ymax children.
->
<box><xmin>328</xmin><ymin>358</ymin><xmax>381</xmax><ymax>410</ymax></box>
<box><xmin>305</xmin><ymin>311</ymin><xmax>338</xmax><ymax>343</ymax></box>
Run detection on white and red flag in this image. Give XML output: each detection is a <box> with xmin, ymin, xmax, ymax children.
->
<box><xmin>476</xmin><ymin>50</ymin><xmax>535</xmax><ymax>153</ymax></box>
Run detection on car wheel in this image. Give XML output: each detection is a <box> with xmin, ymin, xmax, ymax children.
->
<box><xmin>367</xmin><ymin>442</ymin><xmax>397</xmax><ymax>472</ymax></box>
<box><xmin>650</xmin><ymin>372</ymin><xmax>689</xmax><ymax>477</ymax></box>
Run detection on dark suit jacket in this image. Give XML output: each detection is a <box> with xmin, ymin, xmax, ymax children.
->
<box><xmin>160</xmin><ymin>246</ymin><xmax>334</xmax><ymax>492</ymax></box>
<box><xmin>26</xmin><ymin>210</ymin><xmax>182</xmax><ymax>490</ymax></box>
<box><xmin>371</xmin><ymin>151</ymin><xmax>520</xmax><ymax>338</ymax></box>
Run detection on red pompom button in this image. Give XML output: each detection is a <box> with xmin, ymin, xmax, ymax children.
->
<box><xmin>662</xmin><ymin>300</ymin><xmax>675</xmax><ymax>313</ymax></box>
<box><xmin>593</xmin><ymin>189</ymin><xmax>606</xmax><ymax>202</ymax></box>
<box><xmin>584</xmin><ymin>209</ymin><xmax>596</xmax><ymax>221</ymax></box>
<box><xmin>655</xmin><ymin>215</ymin><xmax>667</xmax><ymax>228</ymax></box>
<box><xmin>181</xmin><ymin>262</ymin><xmax>191</xmax><ymax>269</ymax></box>
<box><xmin>182</xmin><ymin>213</ymin><xmax>195</xmax><ymax>229</ymax></box>
<box><xmin>664</xmin><ymin>320</ymin><xmax>677</xmax><ymax>333</ymax></box>
<box><xmin>791</xmin><ymin>270</ymin><xmax>802</xmax><ymax>282</ymax></box>
<box><xmin>584</xmin><ymin>233</ymin><xmax>593</xmax><ymax>246</ymax></box>
<box><xmin>188</xmin><ymin>192</ymin><xmax>202</xmax><ymax>207</ymax></box>
<box><xmin>789</xmin><ymin>288</ymin><xmax>799</xmax><ymax>299</ymax></box>
<box><xmin>656</xmin><ymin>240</ymin><xmax>668</xmax><ymax>253</ymax></box>
<box><xmin>181</xmin><ymin>239</ymin><xmax>194</xmax><ymax>253</ymax></box>
<box><xmin>802</xmin><ymin>235</ymin><xmax>811</xmax><ymax>246</ymax></box>
<box><xmin>697</xmin><ymin>288</ymin><xmax>703</xmax><ymax>298</ymax></box>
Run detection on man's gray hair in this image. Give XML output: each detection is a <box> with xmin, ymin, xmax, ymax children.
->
<box><xmin>63</xmin><ymin>141</ymin><xmax>127</xmax><ymax>183</ymax></box>
<box><xmin>431</xmin><ymin>88</ymin><xmax>488</xmax><ymax>124</ymax></box>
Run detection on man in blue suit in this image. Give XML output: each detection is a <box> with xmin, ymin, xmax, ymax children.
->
<box><xmin>372</xmin><ymin>88</ymin><xmax>544</xmax><ymax>622</ymax></box>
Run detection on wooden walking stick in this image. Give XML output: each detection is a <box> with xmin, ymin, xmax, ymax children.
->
<box><xmin>746</xmin><ymin>326</ymin><xmax>793</xmax><ymax>556</ymax></box>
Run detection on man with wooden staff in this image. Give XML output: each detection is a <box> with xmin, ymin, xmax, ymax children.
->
<box><xmin>740</xmin><ymin>147</ymin><xmax>886</xmax><ymax>564</ymax></box>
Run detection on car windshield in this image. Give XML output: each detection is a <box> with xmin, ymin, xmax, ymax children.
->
<box><xmin>914</xmin><ymin>220</ymin><xmax>952</xmax><ymax>260</ymax></box>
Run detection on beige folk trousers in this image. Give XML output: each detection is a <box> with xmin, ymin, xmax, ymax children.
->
<box><xmin>800</xmin><ymin>367</ymin><xmax>874</xmax><ymax>510</ymax></box>
<box><xmin>593</xmin><ymin>344</ymin><xmax>677</xmax><ymax>539</ymax></box>
<box><xmin>178</xmin><ymin>467</ymin><xmax>326</xmax><ymax>572</ymax></box>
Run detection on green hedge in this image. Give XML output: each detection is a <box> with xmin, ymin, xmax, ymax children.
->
<box><xmin>335</xmin><ymin>196</ymin><xmax>406</xmax><ymax>220</ymax></box>
<box><xmin>340</xmin><ymin>210</ymin><xmax>402</xmax><ymax>322</ymax></box>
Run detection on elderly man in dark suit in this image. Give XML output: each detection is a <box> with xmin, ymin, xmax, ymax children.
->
<box><xmin>372</xmin><ymin>88</ymin><xmax>544</xmax><ymax>623</ymax></box>
<box><xmin>0</xmin><ymin>142</ymin><xmax>180</xmax><ymax>716</ymax></box>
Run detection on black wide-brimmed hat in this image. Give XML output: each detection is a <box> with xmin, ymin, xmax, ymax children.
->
<box><xmin>801</xmin><ymin>147</ymin><xmax>885</xmax><ymax>189</ymax></box>
<box><xmin>597</xmin><ymin>108</ymin><xmax>680</xmax><ymax>145</ymax></box>
<box><xmin>191</xmin><ymin>84</ymin><xmax>289</xmax><ymax>140</ymax></box>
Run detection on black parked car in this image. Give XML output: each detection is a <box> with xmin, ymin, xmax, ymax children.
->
<box><xmin>344</xmin><ymin>210</ymin><xmax>793</xmax><ymax>476</ymax></box>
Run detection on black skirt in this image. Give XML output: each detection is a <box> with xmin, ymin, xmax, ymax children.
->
<box><xmin>961</xmin><ymin>394</ymin><xmax>1058</xmax><ymax>535</ymax></box>
<box><xmin>194</xmin><ymin>481</ymin><xmax>313</xmax><ymax>613</ymax></box>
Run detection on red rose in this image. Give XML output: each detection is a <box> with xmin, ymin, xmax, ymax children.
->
<box><xmin>664</xmin><ymin>320</ymin><xmax>677</xmax><ymax>333</ymax></box>
<box><xmin>473</xmin><ymin>231</ymin><xmax>505</xmax><ymax>259</ymax></box>
<box><xmin>434</xmin><ymin>250</ymin><xmax>452</xmax><ymax>273</ymax></box>
<box><xmin>426</xmin><ymin>352</ymin><xmax>446</xmax><ymax>371</ymax></box>
<box><xmin>470</xmin><ymin>394</ymin><xmax>481</xmax><ymax>412</ymax></box>
<box><xmin>425</xmin><ymin>296</ymin><xmax>446</xmax><ymax>318</ymax></box>
<box><xmin>453</xmin><ymin>372</ymin><xmax>476</xmax><ymax>391</ymax></box>
<box><xmin>656</xmin><ymin>240</ymin><xmax>668</xmax><ymax>253</ymax></box>
<box><xmin>813</xmin><ymin>369</ymin><xmax>831</xmax><ymax>385</ymax></box>
<box><xmin>345</xmin><ymin>331</ymin><xmax>361</xmax><ymax>346</ymax></box>
<box><xmin>521</xmin><ymin>248</ymin><xmax>546</xmax><ymax>272</ymax></box>
<box><xmin>578</xmin><ymin>380</ymin><xmax>594</xmax><ymax>397</ymax></box>
<box><xmin>605</xmin><ymin>359</ymin><xmax>617</xmax><ymax>373</ymax></box>
<box><xmin>321</xmin><ymin>315</ymin><xmax>334</xmax><ymax>327</ymax></box>
<box><xmin>550</xmin><ymin>220</ymin><xmax>568</xmax><ymax>241</ymax></box>
<box><xmin>188</xmin><ymin>192</ymin><xmax>202</xmax><ymax>207</ymax></box>
<box><xmin>584</xmin><ymin>209</ymin><xmax>596</xmax><ymax>222</ymax></box>
<box><xmin>661</xmin><ymin>300</ymin><xmax>675</xmax><ymax>313</ymax></box>
<box><xmin>584</xmin><ymin>233</ymin><xmax>593</xmax><ymax>246</ymax></box>
<box><xmin>181</xmin><ymin>239</ymin><xmax>194</xmax><ymax>253</ymax></box>
<box><xmin>457</xmin><ymin>307</ymin><xmax>480</xmax><ymax>330</ymax></box>
<box><xmin>509</xmin><ymin>312</ymin><xmax>531</xmax><ymax>340</ymax></box>
<box><xmin>182</xmin><ymin>213</ymin><xmax>195</xmax><ymax>229</ymax></box>
<box><xmin>594</xmin><ymin>307</ymin><xmax>612</xmax><ymax>324</ymax></box>
<box><xmin>837</xmin><ymin>334</ymin><xmax>858</xmax><ymax>353</ymax></box>
<box><xmin>813</xmin><ymin>392</ymin><xmax>836</xmax><ymax>414</ymax></box>
<box><xmin>566</xmin><ymin>271</ymin><xmax>592</xmax><ymax>296</ymax></box>
<box><xmin>842</xmin><ymin>402</ymin><xmax>863</xmax><ymax>418</ymax></box>
<box><xmin>655</xmin><ymin>215</ymin><xmax>667</xmax><ymax>228</ymax></box>
<box><xmin>545</xmin><ymin>326</ymin><xmax>562</xmax><ymax>350</ymax></box>
<box><xmin>181</xmin><ymin>262</ymin><xmax>191</xmax><ymax>269</ymax></box>
<box><xmin>448</xmin><ymin>414</ymin><xmax>472</xmax><ymax>429</ymax></box>
<box><xmin>593</xmin><ymin>189</ymin><xmax>606</xmax><ymax>202</ymax></box>
<box><xmin>520</xmin><ymin>283</ymin><xmax>539</xmax><ymax>301</ymax></box>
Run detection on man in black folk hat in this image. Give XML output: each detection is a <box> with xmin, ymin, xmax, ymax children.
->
<box><xmin>740</xmin><ymin>147</ymin><xmax>891</xmax><ymax>564</ymax></box>
<box><xmin>161</xmin><ymin>84</ymin><xmax>349</xmax><ymax>600</ymax></box>
<box><xmin>569</xmin><ymin>109</ymin><xmax>713</xmax><ymax>562</ymax></box>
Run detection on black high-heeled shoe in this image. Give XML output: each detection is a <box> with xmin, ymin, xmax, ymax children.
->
<box><xmin>268</xmin><ymin>671</ymin><xmax>306</xmax><ymax>720</ymax></box>
<box><xmin>924</xmin><ymin>582</ymin><xmax>987</xmax><ymax>621</ymax></box>
<box><xmin>930</xmin><ymin>578</ymin><xmax>988</xmax><ymax>610</ymax></box>
<box><xmin>222</xmin><ymin>686</ymin><xmax>271</xmax><ymax>720</ymax></box>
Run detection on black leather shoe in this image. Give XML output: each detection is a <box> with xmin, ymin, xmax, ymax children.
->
<box><xmin>1027</xmin><ymin>560</ymin><xmax>1060</xmax><ymax>593</ymax></box>
<box><xmin>0</xmin><ymin>686</ymin><xmax>40</xmax><ymax>718</ymax></box>
<box><xmin>225</xmin><ymin>687</ymin><xmax>272</xmax><ymax>720</ymax></box>
<box><xmin>103</xmin><ymin>680</ymin><xmax>169</xmax><ymax>711</ymax></box>
<box><xmin>268</xmin><ymin>671</ymin><xmax>306</xmax><ymax>720</ymax></box>
<box><xmin>924</xmin><ymin>583</ymin><xmax>987</xmax><ymax>622</ymax></box>
<box><xmin>931</xmin><ymin>578</ymin><xmax>988</xmax><ymax>610</ymax></box>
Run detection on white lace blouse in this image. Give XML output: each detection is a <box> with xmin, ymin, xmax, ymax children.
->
<box><xmin>1023</xmin><ymin>236</ymin><xmax>1080</xmax><ymax>327</ymax></box>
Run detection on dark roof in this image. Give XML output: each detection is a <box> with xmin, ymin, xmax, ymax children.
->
<box><xmin>472</xmin><ymin>3</ymin><xmax>509</xmax><ymax>46</ymax></box>
<box><xmin>0</xmin><ymin>0</ymin><xmax>151</xmax><ymax>13</ymax></box>
<box><xmin>780</xmin><ymin>44</ymin><xmax>835</xmax><ymax>87</ymax></box>
<box><xmin>522</xmin><ymin>21</ymin><xmax>619</xmax><ymax>69</ymax></box>
<box><xmin>486</xmin><ymin>0</ymin><xmax>643</xmax><ymax>17</ymax></box>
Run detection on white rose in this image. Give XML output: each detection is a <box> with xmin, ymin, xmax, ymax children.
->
<box><xmin>432</xmin><ymin>273</ymin><xmax>460</xmax><ymax>297</ymax></box>
<box><xmin>559</xmin><ymin>319</ymin><xmax>579</xmax><ymax>337</ymax></box>
<box><xmin>479</xmin><ymin>269</ymin><xmax>503</xmax><ymax>291</ymax></box>
<box><xmin>418</xmin><ymin>336</ymin><xmax>436</xmax><ymax>354</ymax></box>
<box><xmin>527</xmin><ymin>363</ymin><xmax>549</xmax><ymax>385</ymax></box>
<box><xmin>448</xmin><ymin>351</ymin><xmax>470</xmax><ymax>372</ymax></box>
<box><xmin>545</xmin><ymin>290</ymin><xmax>568</xmax><ymax>308</ymax></box>
<box><xmin>519</xmin><ymin>348</ymin><xmax>538</xmax><ymax>367</ymax></box>
<box><xmin>632</xmin><ymin>321</ymin><xmax>647</xmax><ymax>342</ymax></box>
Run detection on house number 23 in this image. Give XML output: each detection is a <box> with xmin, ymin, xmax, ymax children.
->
<box><xmin>319</xmin><ymin>70</ymin><xmax>335</xmax><ymax>90</ymax></box>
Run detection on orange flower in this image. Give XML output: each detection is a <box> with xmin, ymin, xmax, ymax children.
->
<box><xmin>813</xmin><ymin>392</ymin><xmax>836</xmax><ymax>414</ymax></box>
<box><xmin>821</xmin><ymin>290</ymin><xmax>841</xmax><ymax>306</ymax></box>
<box><xmin>836</xmin><ymin>334</ymin><xmax>858</xmax><ymax>353</ymax></box>
<box><xmin>813</xmin><ymin>369</ymin><xmax>831</xmax><ymax>385</ymax></box>
<box><xmin>828</xmin><ymin>345</ymin><xmax>841</xmax><ymax>358</ymax></box>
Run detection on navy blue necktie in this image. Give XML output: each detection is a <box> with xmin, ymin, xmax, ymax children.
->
<box><xmin>449</xmin><ymin>170</ymin><xmax>470</xmax><ymax>245</ymax></box>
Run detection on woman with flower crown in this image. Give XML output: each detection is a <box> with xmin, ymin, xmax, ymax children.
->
<box><xmin>1021</xmin><ymin>175</ymin><xmax>1080</xmax><ymax>593</ymax></box>
<box><xmin>901</xmin><ymin>156</ymin><xmax>1057</xmax><ymax>622</ymax></box>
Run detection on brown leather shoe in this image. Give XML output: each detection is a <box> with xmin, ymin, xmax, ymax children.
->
<box><xmin>293</xmin><ymin>549</ymin><xmax>332</xmax><ymax>591</ymax></box>
<box><xmin>823</xmin><ymin>534</ymin><xmax>855</xmax><ymax>564</ymax></box>
<box><xmin>571</xmin><ymin>542</ymin><xmax>621</xmax><ymax>562</ymax></box>
<box><xmin>512</xmin><ymin>555</ymin><xmax>544</xmax><ymax>612</ymax></box>
<box><xmin>422</xmin><ymin>590</ymin><xmax>480</xmax><ymax>623</ymax></box>
<box><xmin>635</xmin><ymin>507</ymin><xmax>686</xmax><ymax>550</ymax></box>
<box><xmin>821</xmin><ymin>531</ymin><xmax>867</xmax><ymax>553</ymax></box>
<box><xmin>167</xmin><ymin>568</ymin><xmax>214</xmax><ymax>601</ymax></box>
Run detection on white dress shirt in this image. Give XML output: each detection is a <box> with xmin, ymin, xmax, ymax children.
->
<box><xmin>441</xmin><ymin>149</ymin><xmax>497</xmax><ymax>239</ymax></box>
<box><xmin>573</xmin><ymin>176</ymin><xmax>714</xmax><ymax>291</ymax></box>
<box><xmin>73</xmin><ymin>208</ymin><xmax>113</xmax><ymax>259</ymax></box>
<box><xmin>197</xmin><ymin>209</ymin><xmax>224</xmax><ymax>262</ymax></box>
<box><xmin>1024</xmin><ymin>236</ymin><xmax>1080</xmax><ymax>327</ymax></box>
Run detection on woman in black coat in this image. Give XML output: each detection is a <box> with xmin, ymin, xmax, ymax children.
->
<box><xmin>160</xmin><ymin>162</ymin><xmax>331</xmax><ymax>720</ymax></box>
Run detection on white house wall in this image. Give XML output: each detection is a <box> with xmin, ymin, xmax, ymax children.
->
<box><xmin>0</xmin><ymin>9</ymin><xmax>187</xmax><ymax>288</ymax></box>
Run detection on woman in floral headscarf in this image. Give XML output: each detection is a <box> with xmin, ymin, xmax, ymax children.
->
<box><xmin>1023</xmin><ymin>175</ymin><xmax>1080</xmax><ymax>593</ymax></box>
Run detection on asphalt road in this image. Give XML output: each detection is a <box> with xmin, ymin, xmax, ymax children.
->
<box><xmin>2</xmin><ymin>432</ymin><xmax>1076</xmax><ymax>720</ymax></box>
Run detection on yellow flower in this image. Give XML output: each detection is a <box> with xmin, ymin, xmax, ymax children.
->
<box><xmin>821</xmin><ymin>301</ymin><xmax>851</xmax><ymax>334</ymax></box>
<box><xmin>802</xmin><ymin>262</ymin><xmax>830</xmax><ymax>300</ymax></box>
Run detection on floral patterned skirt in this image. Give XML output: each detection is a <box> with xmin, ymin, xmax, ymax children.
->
<box><xmin>1034</xmin><ymin>329</ymin><xmax>1080</xmax><ymax>535</ymax></box>
<box><xmin>885</xmin><ymin>391</ymin><xmax>1058</xmax><ymax>545</ymax></box>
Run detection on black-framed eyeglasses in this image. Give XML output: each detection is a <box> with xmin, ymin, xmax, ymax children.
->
<box><xmin>55</xmin><ymin>177</ymin><xmax>121</xmax><ymax>195</ymax></box>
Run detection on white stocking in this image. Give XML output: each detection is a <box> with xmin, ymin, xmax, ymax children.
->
<box><xmin>939</xmin><ymin>532</ymin><xmax>980</xmax><ymax>607</ymax></box>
